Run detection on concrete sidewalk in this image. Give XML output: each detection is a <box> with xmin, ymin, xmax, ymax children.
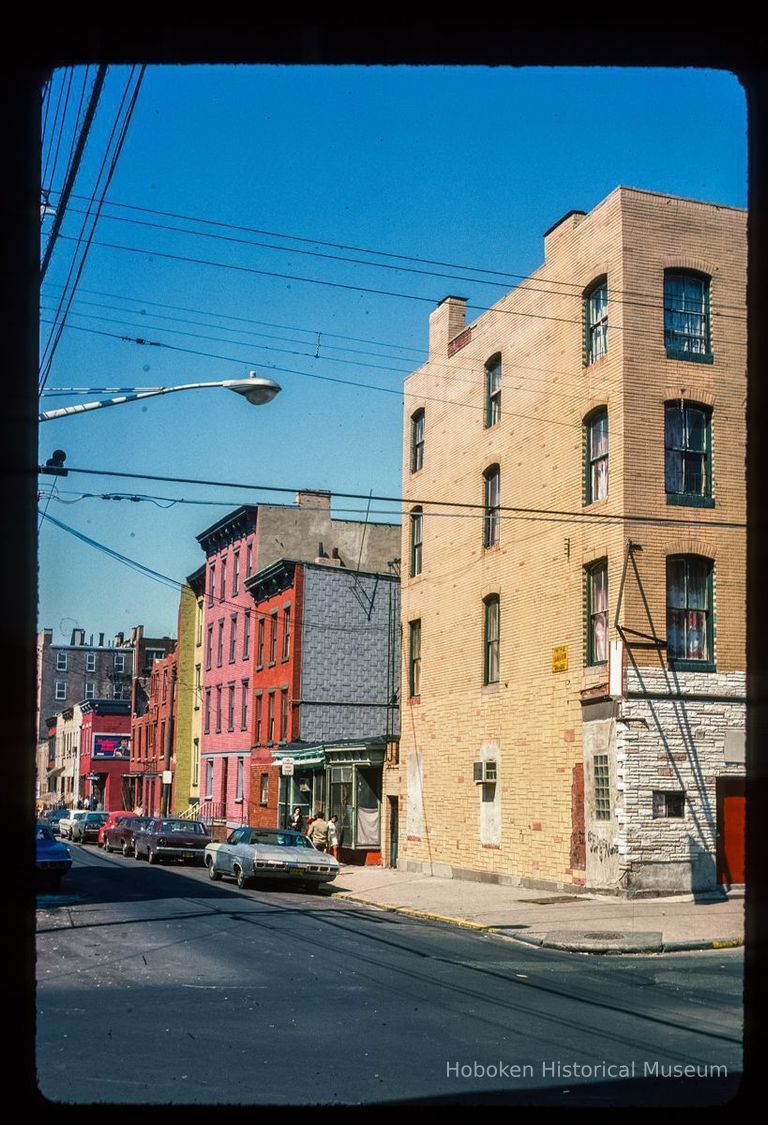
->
<box><xmin>329</xmin><ymin>865</ymin><xmax>744</xmax><ymax>955</ymax></box>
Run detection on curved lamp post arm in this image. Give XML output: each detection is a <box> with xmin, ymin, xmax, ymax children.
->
<box><xmin>39</xmin><ymin>374</ymin><xmax>281</xmax><ymax>422</ymax></box>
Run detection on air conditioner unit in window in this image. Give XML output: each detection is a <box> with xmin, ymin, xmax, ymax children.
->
<box><xmin>473</xmin><ymin>760</ymin><xmax>498</xmax><ymax>784</ymax></box>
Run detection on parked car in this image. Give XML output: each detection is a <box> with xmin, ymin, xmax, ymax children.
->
<box><xmin>98</xmin><ymin>810</ymin><xmax>137</xmax><ymax>847</ymax></box>
<box><xmin>36</xmin><ymin>822</ymin><xmax>72</xmax><ymax>888</ymax></box>
<box><xmin>70</xmin><ymin>811</ymin><xmax>109</xmax><ymax>843</ymax></box>
<box><xmin>45</xmin><ymin>807</ymin><xmax>71</xmax><ymax>836</ymax></box>
<box><xmin>133</xmin><ymin>819</ymin><xmax>211</xmax><ymax>865</ymax></box>
<box><xmin>104</xmin><ymin>816</ymin><xmax>151</xmax><ymax>856</ymax></box>
<box><xmin>204</xmin><ymin>827</ymin><xmax>340</xmax><ymax>891</ymax></box>
<box><xmin>59</xmin><ymin>810</ymin><xmax>88</xmax><ymax>839</ymax></box>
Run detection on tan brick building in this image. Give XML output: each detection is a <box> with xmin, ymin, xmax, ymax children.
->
<box><xmin>384</xmin><ymin>187</ymin><xmax>746</xmax><ymax>895</ymax></box>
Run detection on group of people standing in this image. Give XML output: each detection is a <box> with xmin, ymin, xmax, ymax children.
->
<box><xmin>290</xmin><ymin>807</ymin><xmax>341</xmax><ymax>861</ymax></box>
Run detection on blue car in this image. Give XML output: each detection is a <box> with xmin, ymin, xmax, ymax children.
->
<box><xmin>36</xmin><ymin>822</ymin><xmax>72</xmax><ymax>888</ymax></box>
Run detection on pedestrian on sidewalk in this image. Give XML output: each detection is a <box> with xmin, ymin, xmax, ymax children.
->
<box><xmin>307</xmin><ymin>810</ymin><xmax>329</xmax><ymax>853</ymax></box>
<box><xmin>290</xmin><ymin>806</ymin><xmax>305</xmax><ymax>833</ymax></box>
<box><xmin>328</xmin><ymin>814</ymin><xmax>340</xmax><ymax>861</ymax></box>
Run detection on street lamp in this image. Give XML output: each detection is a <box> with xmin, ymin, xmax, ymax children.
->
<box><xmin>38</xmin><ymin>371</ymin><xmax>281</xmax><ymax>422</ymax></box>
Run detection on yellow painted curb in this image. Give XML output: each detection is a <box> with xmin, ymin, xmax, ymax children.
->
<box><xmin>712</xmin><ymin>938</ymin><xmax>743</xmax><ymax>949</ymax></box>
<box><xmin>334</xmin><ymin>893</ymin><xmax>491</xmax><ymax>931</ymax></box>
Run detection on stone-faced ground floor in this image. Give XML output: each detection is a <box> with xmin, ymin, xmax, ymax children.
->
<box><xmin>583</xmin><ymin>667</ymin><xmax>745</xmax><ymax>895</ymax></box>
<box><xmin>387</xmin><ymin>667</ymin><xmax>745</xmax><ymax>897</ymax></box>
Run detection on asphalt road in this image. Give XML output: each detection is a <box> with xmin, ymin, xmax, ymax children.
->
<box><xmin>36</xmin><ymin>845</ymin><xmax>743</xmax><ymax>1105</ymax></box>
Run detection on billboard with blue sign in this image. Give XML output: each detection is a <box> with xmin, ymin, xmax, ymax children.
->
<box><xmin>93</xmin><ymin>734</ymin><xmax>131</xmax><ymax>758</ymax></box>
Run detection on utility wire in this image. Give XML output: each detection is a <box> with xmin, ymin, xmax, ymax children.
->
<box><xmin>44</xmin><ymin>464</ymin><xmax>746</xmax><ymax>531</ymax></box>
<box><xmin>39</xmin><ymin>66</ymin><xmax>145</xmax><ymax>392</ymax></box>
<box><xmin>40</xmin><ymin>292</ymin><xmax>422</xmax><ymax>365</ymax></box>
<box><xmin>41</xmin><ymin>69</ymin><xmax>68</xmax><ymax>194</ymax></box>
<box><xmin>38</xmin><ymin>318</ymin><xmax>579</xmax><ymax>429</ymax></box>
<box><xmin>56</xmin><ymin>68</ymin><xmax>91</xmax><ymax>209</ymax></box>
<box><xmin>52</xmin><ymin>232</ymin><xmax>629</xmax><ymax>332</ymax></box>
<box><xmin>44</xmin><ymin>67</ymin><xmax>73</xmax><ymax>203</ymax></box>
<box><xmin>40</xmin><ymin>66</ymin><xmax>131</xmax><ymax>384</ymax></box>
<box><xmin>40</xmin><ymin>281</ymin><xmax>426</xmax><ymax>355</ymax></box>
<box><xmin>37</xmin><ymin>291</ymin><xmax>624</xmax><ymax>402</ymax></box>
<box><xmin>46</xmin><ymin>190</ymin><xmax>748</xmax><ymax>315</ymax></box>
<box><xmin>40</xmin><ymin>65</ymin><xmax>108</xmax><ymax>283</ymax></box>
<box><xmin>40</xmin><ymin>510</ymin><xmax>394</xmax><ymax>635</ymax></box>
<box><xmin>39</xmin><ymin>304</ymin><xmax>412</xmax><ymax>378</ymax></box>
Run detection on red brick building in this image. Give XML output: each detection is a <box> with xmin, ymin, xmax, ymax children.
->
<box><xmin>245</xmin><ymin>558</ymin><xmax>400</xmax><ymax>865</ymax></box>
<box><xmin>79</xmin><ymin>700</ymin><xmax>131</xmax><ymax>812</ymax></box>
<box><xmin>128</xmin><ymin>648</ymin><xmax>178</xmax><ymax>816</ymax></box>
<box><xmin>195</xmin><ymin>494</ymin><xmax>401</xmax><ymax>833</ymax></box>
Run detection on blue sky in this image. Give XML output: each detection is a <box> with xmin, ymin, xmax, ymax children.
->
<box><xmin>38</xmin><ymin>65</ymin><xmax>747</xmax><ymax>641</ymax></box>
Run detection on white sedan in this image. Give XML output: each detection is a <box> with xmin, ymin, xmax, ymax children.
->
<box><xmin>58</xmin><ymin>810</ymin><xmax>88</xmax><ymax>840</ymax></box>
<box><xmin>204</xmin><ymin>827</ymin><xmax>339</xmax><ymax>891</ymax></box>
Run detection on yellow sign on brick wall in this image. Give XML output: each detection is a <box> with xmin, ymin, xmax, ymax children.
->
<box><xmin>552</xmin><ymin>645</ymin><xmax>568</xmax><ymax>673</ymax></box>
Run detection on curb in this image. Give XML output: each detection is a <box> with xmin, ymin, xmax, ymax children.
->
<box><xmin>334</xmin><ymin>893</ymin><xmax>491</xmax><ymax>931</ymax></box>
<box><xmin>334</xmin><ymin>892</ymin><xmax>744</xmax><ymax>955</ymax></box>
<box><xmin>662</xmin><ymin>937</ymin><xmax>744</xmax><ymax>953</ymax></box>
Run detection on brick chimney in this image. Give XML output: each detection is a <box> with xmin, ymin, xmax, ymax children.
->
<box><xmin>429</xmin><ymin>295</ymin><xmax>468</xmax><ymax>360</ymax></box>
<box><xmin>296</xmin><ymin>489</ymin><xmax>331</xmax><ymax>510</ymax></box>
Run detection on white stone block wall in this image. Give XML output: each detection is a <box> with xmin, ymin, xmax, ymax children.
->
<box><xmin>614</xmin><ymin>666</ymin><xmax>745</xmax><ymax>892</ymax></box>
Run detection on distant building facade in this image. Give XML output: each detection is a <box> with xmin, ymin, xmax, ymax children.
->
<box><xmin>37</xmin><ymin>627</ymin><xmax>133</xmax><ymax>742</ymax></box>
<box><xmin>246</xmin><ymin>559</ymin><xmax>400</xmax><ymax>863</ymax></box>
<box><xmin>79</xmin><ymin>699</ymin><xmax>132</xmax><ymax>811</ymax></box>
<box><xmin>196</xmin><ymin>491</ymin><xmax>400</xmax><ymax>832</ymax></box>
<box><xmin>128</xmin><ymin>647</ymin><xmax>178</xmax><ymax>816</ymax></box>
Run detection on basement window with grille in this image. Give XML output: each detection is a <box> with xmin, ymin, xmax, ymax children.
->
<box><xmin>652</xmin><ymin>791</ymin><xmax>685</xmax><ymax>818</ymax></box>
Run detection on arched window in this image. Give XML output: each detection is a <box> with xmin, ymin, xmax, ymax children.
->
<box><xmin>483</xmin><ymin>465</ymin><xmax>501</xmax><ymax>547</ymax></box>
<box><xmin>584</xmin><ymin>408</ymin><xmax>608</xmax><ymax>504</ymax></box>
<box><xmin>584</xmin><ymin>277</ymin><xmax>608</xmax><ymax>364</ymax></box>
<box><xmin>664</xmin><ymin>270</ymin><xmax>712</xmax><ymax>361</ymax></box>
<box><xmin>664</xmin><ymin>401</ymin><xmax>713</xmax><ymax>505</ymax></box>
<box><xmin>585</xmin><ymin>559</ymin><xmax>608</xmax><ymax>665</ymax></box>
<box><xmin>483</xmin><ymin>595</ymin><xmax>500</xmax><ymax>685</ymax></box>
<box><xmin>410</xmin><ymin>507</ymin><xmax>423</xmax><ymax>577</ymax></box>
<box><xmin>484</xmin><ymin>354</ymin><xmax>501</xmax><ymax>427</ymax></box>
<box><xmin>411</xmin><ymin>409</ymin><xmax>425</xmax><ymax>473</ymax></box>
<box><xmin>666</xmin><ymin>555</ymin><xmax>714</xmax><ymax>667</ymax></box>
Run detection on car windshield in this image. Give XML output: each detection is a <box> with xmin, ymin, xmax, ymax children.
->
<box><xmin>86</xmin><ymin>813</ymin><xmax>107</xmax><ymax>823</ymax></box>
<box><xmin>248</xmin><ymin>831</ymin><xmax>312</xmax><ymax>848</ymax></box>
<box><xmin>130</xmin><ymin>818</ymin><xmax>150</xmax><ymax>829</ymax></box>
<box><xmin>36</xmin><ymin>825</ymin><xmax>55</xmax><ymax>842</ymax></box>
<box><xmin>159</xmin><ymin>821</ymin><xmax>206</xmax><ymax>834</ymax></box>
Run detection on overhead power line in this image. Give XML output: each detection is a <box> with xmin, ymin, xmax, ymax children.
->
<box><xmin>40</xmin><ymin>66</ymin><xmax>145</xmax><ymax>393</ymax></box>
<box><xmin>46</xmin><ymin>190</ymin><xmax>748</xmax><ymax>316</ymax></box>
<box><xmin>43</xmin><ymin>464</ymin><xmax>746</xmax><ymax>531</ymax></box>
<box><xmin>38</xmin><ymin>317</ymin><xmax>579</xmax><ymax>430</ymax></box>
<box><xmin>40</xmin><ymin>65</ymin><xmax>108</xmax><ymax>283</ymax></box>
<box><xmin>37</xmin><ymin>290</ymin><xmax>627</xmax><ymax>404</ymax></box>
<box><xmin>40</xmin><ymin>281</ymin><xmax>426</xmax><ymax>356</ymax></box>
<box><xmin>40</xmin><ymin>510</ymin><xmax>393</xmax><ymax>636</ymax></box>
<box><xmin>53</xmin><ymin>232</ymin><xmax>621</xmax><ymax>332</ymax></box>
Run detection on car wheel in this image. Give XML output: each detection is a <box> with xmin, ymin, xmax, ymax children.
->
<box><xmin>148</xmin><ymin>848</ymin><xmax>158</xmax><ymax>865</ymax></box>
<box><xmin>135</xmin><ymin>844</ymin><xmax>144</xmax><ymax>860</ymax></box>
<box><xmin>235</xmin><ymin>866</ymin><xmax>249</xmax><ymax>889</ymax></box>
<box><xmin>122</xmin><ymin>841</ymin><xmax>131</xmax><ymax>857</ymax></box>
<box><xmin>105</xmin><ymin>839</ymin><xmax>112</xmax><ymax>853</ymax></box>
<box><xmin>206</xmin><ymin>857</ymin><xmax>222</xmax><ymax>881</ymax></box>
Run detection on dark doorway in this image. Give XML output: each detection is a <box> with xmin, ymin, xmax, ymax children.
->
<box><xmin>388</xmin><ymin>796</ymin><xmax>399</xmax><ymax>868</ymax></box>
<box><xmin>717</xmin><ymin>776</ymin><xmax>745</xmax><ymax>885</ymax></box>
